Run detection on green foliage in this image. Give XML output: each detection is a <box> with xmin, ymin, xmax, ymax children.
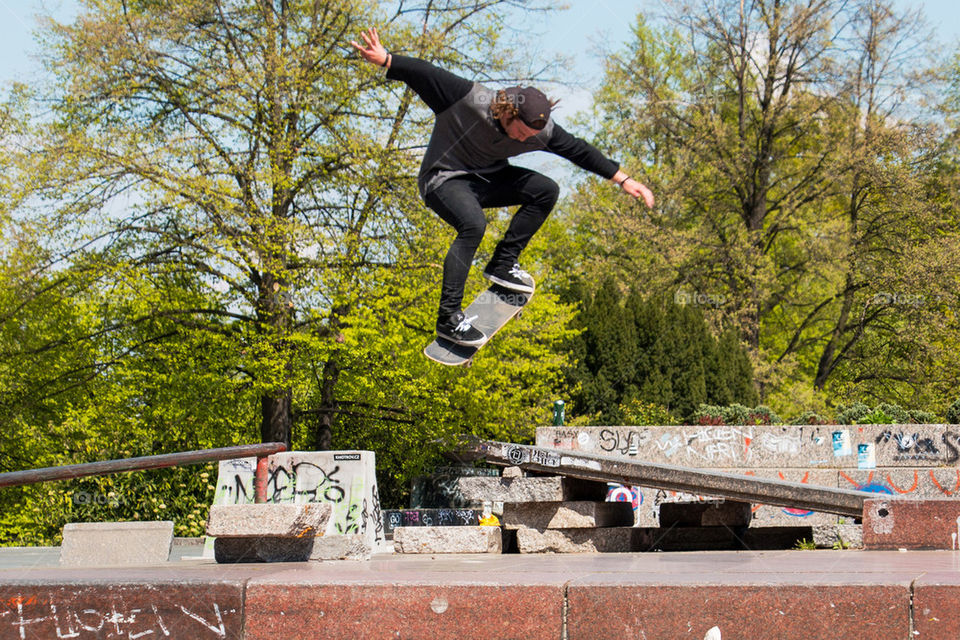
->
<box><xmin>691</xmin><ymin>404</ymin><xmax>782</xmax><ymax>426</ymax></box>
<box><xmin>563</xmin><ymin>278</ymin><xmax>757</xmax><ymax>424</ymax></box>
<box><xmin>792</xmin><ymin>411</ymin><xmax>834</xmax><ymax>426</ymax></box>
<box><xmin>947</xmin><ymin>399</ymin><xmax>960</xmax><ymax>424</ymax></box>
<box><xmin>834</xmin><ymin>402</ymin><xmax>938</xmax><ymax>425</ymax></box>
<box><xmin>794</xmin><ymin>538</ymin><xmax>817</xmax><ymax>551</ymax></box>
<box><xmin>0</xmin><ymin>0</ymin><xmax>573</xmax><ymax>542</ymax></box>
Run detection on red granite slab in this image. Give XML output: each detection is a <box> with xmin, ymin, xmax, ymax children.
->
<box><xmin>567</xmin><ymin>579</ymin><xmax>910</xmax><ymax>639</ymax></box>
<box><xmin>863</xmin><ymin>498</ymin><xmax>960</xmax><ymax>549</ymax></box>
<box><xmin>243</xmin><ymin>560</ymin><xmax>567</xmax><ymax>640</ymax></box>
<box><xmin>912</xmin><ymin>568</ymin><xmax>960</xmax><ymax>638</ymax></box>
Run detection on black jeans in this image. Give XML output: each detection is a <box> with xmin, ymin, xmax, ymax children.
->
<box><xmin>423</xmin><ymin>166</ymin><xmax>560</xmax><ymax>319</ymax></box>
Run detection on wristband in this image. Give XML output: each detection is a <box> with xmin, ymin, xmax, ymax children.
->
<box><xmin>381</xmin><ymin>52</ymin><xmax>391</xmax><ymax>68</ymax></box>
<box><xmin>618</xmin><ymin>176</ymin><xmax>630</xmax><ymax>189</ymax></box>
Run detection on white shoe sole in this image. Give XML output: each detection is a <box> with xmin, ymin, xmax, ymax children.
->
<box><xmin>436</xmin><ymin>331</ymin><xmax>487</xmax><ymax>347</ymax></box>
<box><xmin>483</xmin><ymin>272</ymin><xmax>535</xmax><ymax>294</ymax></box>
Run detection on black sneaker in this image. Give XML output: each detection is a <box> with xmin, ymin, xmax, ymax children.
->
<box><xmin>436</xmin><ymin>311</ymin><xmax>487</xmax><ymax>346</ymax></box>
<box><xmin>482</xmin><ymin>262</ymin><xmax>535</xmax><ymax>293</ymax></box>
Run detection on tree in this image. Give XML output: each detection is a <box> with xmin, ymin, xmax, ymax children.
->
<box><xmin>553</xmin><ymin>0</ymin><xmax>960</xmax><ymax>412</ymax></box>
<box><xmin>7</xmin><ymin>0</ymin><xmax>563</xmax><ymax>449</ymax></box>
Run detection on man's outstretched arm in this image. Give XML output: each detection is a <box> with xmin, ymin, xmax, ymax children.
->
<box><xmin>350</xmin><ymin>27</ymin><xmax>473</xmax><ymax>114</ymax></box>
<box><xmin>547</xmin><ymin>124</ymin><xmax>655</xmax><ymax>208</ymax></box>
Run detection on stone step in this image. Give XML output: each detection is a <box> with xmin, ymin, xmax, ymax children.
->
<box><xmin>382</xmin><ymin>509</ymin><xmax>481</xmax><ymax>538</ymax></box>
<box><xmin>393</xmin><ymin>526</ymin><xmax>502</xmax><ymax>554</ymax></box>
<box><xmin>502</xmin><ymin>501</ymin><xmax>634</xmax><ymax>530</ymax></box>
<box><xmin>457</xmin><ymin>475</ymin><xmax>608</xmax><ymax>503</ymax></box>
<box><xmin>515</xmin><ymin>527</ymin><xmax>637</xmax><ymax>553</ymax></box>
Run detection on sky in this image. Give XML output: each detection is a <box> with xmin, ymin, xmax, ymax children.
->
<box><xmin>1</xmin><ymin>0</ymin><xmax>958</xmax><ymax>182</ymax></box>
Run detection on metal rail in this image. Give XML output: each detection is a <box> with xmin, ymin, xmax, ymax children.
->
<box><xmin>457</xmin><ymin>438</ymin><xmax>876</xmax><ymax>517</ymax></box>
<box><xmin>0</xmin><ymin>443</ymin><xmax>287</xmax><ymax>503</ymax></box>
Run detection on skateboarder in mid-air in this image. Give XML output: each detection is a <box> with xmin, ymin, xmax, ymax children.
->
<box><xmin>351</xmin><ymin>28</ymin><xmax>655</xmax><ymax>347</ymax></box>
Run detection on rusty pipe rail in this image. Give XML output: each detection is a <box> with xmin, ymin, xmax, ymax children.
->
<box><xmin>0</xmin><ymin>442</ymin><xmax>287</xmax><ymax>503</ymax></box>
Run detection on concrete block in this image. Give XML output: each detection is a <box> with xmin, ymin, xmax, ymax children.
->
<box><xmin>457</xmin><ymin>476</ymin><xmax>607</xmax><ymax>503</ymax></box>
<box><xmin>210</xmin><ymin>450</ymin><xmax>386</xmax><ymax>552</ymax></box>
<box><xmin>863</xmin><ymin>498</ymin><xmax>960</xmax><ymax>550</ymax></box>
<box><xmin>515</xmin><ymin>527</ymin><xmax>637</xmax><ymax>553</ymax></box>
<box><xmin>393</xmin><ymin>526</ymin><xmax>502</xmax><ymax>554</ymax></box>
<box><xmin>215</xmin><ymin>533</ymin><xmax>371</xmax><ymax>562</ymax></box>
<box><xmin>60</xmin><ymin>521</ymin><xmax>173</xmax><ymax>567</ymax></box>
<box><xmin>206</xmin><ymin>503</ymin><xmax>332</xmax><ymax>537</ymax></box>
<box><xmin>812</xmin><ymin>524</ymin><xmax>863</xmax><ymax>549</ymax></box>
<box><xmin>502</xmin><ymin>501</ymin><xmax>634</xmax><ymax>529</ymax></box>
<box><xmin>658</xmin><ymin>500</ymin><xmax>752</xmax><ymax>527</ymax></box>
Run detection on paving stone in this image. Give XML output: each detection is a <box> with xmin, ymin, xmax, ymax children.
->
<box><xmin>393</xmin><ymin>526</ymin><xmax>502</xmax><ymax>554</ymax></box>
<box><xmin>60</xmin><ymin>521</ymin><xmax>173</xmax><ymax>567</ymax></box>
<box><xmin>862</xmin><ymin>498</ymin><xmax>960</xmax><ymax>550</ymax></box>
<box><xmin>658</xmin><ymin>500</ymin><xmax>752</xmax><ymax>527</ymax></box>
<box><xmin>502</xmin><ymin>501</ymin><xmax>634</xmax><ymax>529</ymax></box>
<box><xmin>456</xmin><ymin>476</ymin><xmax>607</xmax><ymax>503</ymax></box>
<box><xmin>206</xmin><ymin>503</ymin><xmax>332</xmax><ymax>537</ymax></box>
<box><xmin>515</xmin><ymin>527</ymin><xmax>637</xmax><ymax>553</ymax></box>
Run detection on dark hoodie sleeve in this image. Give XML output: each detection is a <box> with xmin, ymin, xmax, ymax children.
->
<box><xmin>385</xmin><ymin>54</ymin><xmax>474</xmax><ymax>114</ymax></box>
<box><xmin>545</xmin><ymin>123</ymin><xmax>620</xmax><ymax>179</ymax></box>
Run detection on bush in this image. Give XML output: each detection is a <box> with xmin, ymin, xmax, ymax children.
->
<box><xmin>793</xmin><ymin>411</ymin><xmax>834</xmax><ymax>425</ymax></box>
<box><xmin>691</xmin><ymin>403</ymin><xmax>782</xmax><ymax>425</ymax></box>
<box><xmin>835</xmin><ymin>402</ymin><xmax>871</xmax><ymax>424</ymax></box>
<box><xmin>946</xmin><ymin>399</ymin><xmax>960</xmax><ymax>424</ymax></box>
<box><xmin>835</xmin><ymin>402</ymin><xmax>937</xmax><ymax>424</ymax></box>
<box><xmin>618</xmin><ymin>398</ymin><xmax>677</xmax><ymax>426</ymax></box>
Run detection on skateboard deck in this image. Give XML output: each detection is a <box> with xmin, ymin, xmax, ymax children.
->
<box><xmin>423</xmin><ymin>283</ymin><xmax>533</xmax><ymax>366</ymax></box>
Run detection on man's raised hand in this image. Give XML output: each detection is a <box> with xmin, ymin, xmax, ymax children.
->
<box><xmin>625</xmin><ymin>180</ymin><xmax>655</xmax><ymax>209</ymax></box>
<box><xmin>350</xmin><ymin>27</ymin><xmax>389</xmax><ymax>67</ymax></box>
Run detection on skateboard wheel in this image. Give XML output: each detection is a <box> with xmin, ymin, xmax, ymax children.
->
<box><xmin>463</xmin><ymin>359</ymin><xmax>473</xmax><ymax>368</ymax></box>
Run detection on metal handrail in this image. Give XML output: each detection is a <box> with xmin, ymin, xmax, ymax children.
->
<box><xmin>0</xmin><ymin>442</ymin><xmax>287</xmax><ymax>502</ymax></box>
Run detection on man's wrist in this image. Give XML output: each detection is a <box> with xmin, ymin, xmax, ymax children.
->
<box><xmin>381</xmin><ymin>52</ymin><xmax>392</xmax><ymax>68</ymax></box>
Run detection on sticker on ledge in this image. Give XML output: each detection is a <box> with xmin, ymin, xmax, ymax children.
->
<box><xmin>858</xmin><ymin>443</ymin><xmax>876</xmax><ymax>470</ymax></box>
<box><xmin>832</xmin><ymin>430</ymin><xmax>852</xmax><ymax>457</ymax></box>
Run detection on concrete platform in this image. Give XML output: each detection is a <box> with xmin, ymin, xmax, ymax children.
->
<box><xmin>1</xmin><ymin>549</ymin><xmax>959</xmax><ymax>638</ymax></box>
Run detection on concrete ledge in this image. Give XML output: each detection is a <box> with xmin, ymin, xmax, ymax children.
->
<box><xmin>393</xmin><ymin>526</ymin><xmax>502</xmax><ymax>554</ymax></box>
<box><xmin>206</xmin><ymin>503</ymin><xmax>332</xmax><ymax>538</ymax></box>
<box><xmin>0</xmin><ymin>551</ymin><xmax>947</xmax><ymax>640</ymax></box>
<box><xmin>60</xmin><ymin>521</ymin><xmax>173</xmax><ymax>567</ymax></box>
<box><xmin>863</xmin><ymin>498</ymin><xmax>960</xmax><ymax>549</ymax></box>
<box><xmin>503</xmin><ymin>501</ymin><xmax>634</xmax><ymax>529</ymax></box>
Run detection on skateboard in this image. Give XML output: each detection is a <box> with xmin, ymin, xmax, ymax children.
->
<box><xmin>423</xmin><ymin>282</ymin><xmax>534</xmax><ymax>366</ymax></box>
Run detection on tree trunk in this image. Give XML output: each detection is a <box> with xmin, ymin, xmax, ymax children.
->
<box><xmin>261</xmin><ymin>391</ymin><xmax>292</xmax><ymax>448</ymax></box>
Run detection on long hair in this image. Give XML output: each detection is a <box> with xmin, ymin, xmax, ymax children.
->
<box><xmin>490</xmin><ymin>90</ymin><xmax>519</xmax><ymax>120</ymax></box>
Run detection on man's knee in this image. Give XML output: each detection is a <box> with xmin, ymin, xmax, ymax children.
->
<box><xmin>457</xmin><ymin>217</ymin><xmax>487</xmax><ymax>245</ymax></box>
<box><xmin>528</xmin><ymin>174</ymin><xmax>560</xmax><ymax>208</ymax></box>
